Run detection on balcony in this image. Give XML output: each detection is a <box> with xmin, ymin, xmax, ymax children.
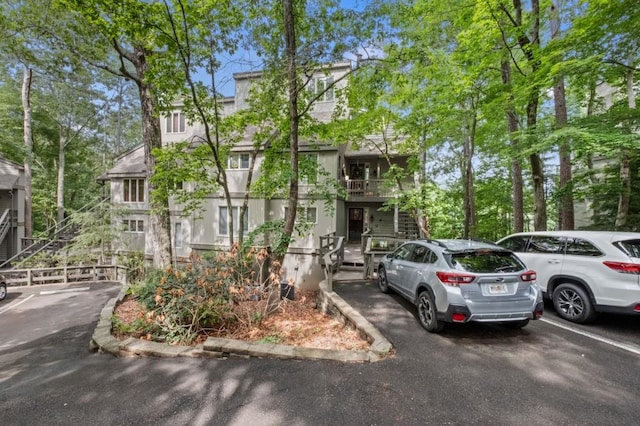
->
<box><xmin>344</xmin><ymin>179</ymin><xmax>395</xmax><ymax>201</ymax></box>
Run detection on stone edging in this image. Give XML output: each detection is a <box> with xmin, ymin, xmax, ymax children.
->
<box><xmin>90</xmin><ymin>279</ymin><xmax>394</xmax><ymax>363</ymax></box>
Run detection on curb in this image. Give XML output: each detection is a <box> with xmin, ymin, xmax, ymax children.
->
<box><xmin>90</xmin><ymin>279</ymin><xmax>394</xmax><ymax>363</ymax></box>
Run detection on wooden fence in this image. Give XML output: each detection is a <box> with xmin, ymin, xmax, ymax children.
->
<box><xmin>1</xmin><ymin>265</ymin><xmax>128</xmax><ymax>287</ymax></box>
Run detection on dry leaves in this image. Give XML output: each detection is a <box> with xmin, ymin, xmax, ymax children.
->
<box><xmin>114</xmin><ymin>289</ymin><xmax>371</xmax><ymax>351</ymax></box>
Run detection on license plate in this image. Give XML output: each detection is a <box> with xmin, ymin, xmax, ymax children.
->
<box><xmin>488</xmin><ymin>283</ymin><xmax>508</xmax><ymax>294</ymax></box>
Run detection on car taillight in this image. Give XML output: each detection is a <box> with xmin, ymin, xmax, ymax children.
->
<box><xmin>436</xmin><ymin>271</ymin><xmax>476</xmax><ymax>286</ymax></box>
<box><xmin>603</xmin><ymin>261</ymin><xmax>640</xmax><ymax>275</ymax></box>
<box><xmin>520</xmin><ymin>270</ymin><xmax>537</xmax><ymax>282</ymax></box>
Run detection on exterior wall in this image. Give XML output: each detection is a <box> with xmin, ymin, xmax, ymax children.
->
<box><xmin>103</xmin><ymin>62</ymin><xmax>410</xmax><ymax>289</ymax></box>
<box><xmin>0</xmin><ymin>159</ymin><xmax>25</xmax><ymax>258</ymax></box>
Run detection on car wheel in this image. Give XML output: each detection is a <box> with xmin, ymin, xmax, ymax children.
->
<box><xmin>552</xmin><ymin>283</ymin><xmax>597</xmax><ymax>324</ymax></box>
<box><xmin>417</xmin><ymin>290</ymin><xmax>444</xmax><ymax>333</ymax></box>
<box><xmin>501</xmin><ymin>319</ymin><xmax>530</xmax><ymax>329</ymax></box>
<box><xmin>378</xmin><ymin>267</ymin><xmax>390</xmax><ymax>294</ymax></box>
<box><xmin>0</xmin><ymin>283</ymin><xmax>6</xmax><ymax>301</ymax></box>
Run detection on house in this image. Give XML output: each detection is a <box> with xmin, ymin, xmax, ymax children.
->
<box><xmin>0</xmin><ymin>157</ymin><xmax>26</xmax><ymax>263</ymax></box>
<box><xmin>100</xmin><ymin>62</ymin><xmax>418</xmax><ymax>289</ymax></box>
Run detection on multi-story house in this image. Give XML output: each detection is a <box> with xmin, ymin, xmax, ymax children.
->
<box><xmin>100</xmin><ymin>62</ymin><xmax>418</xmax><ymax>289</ymax></box>
<box><xmin>0</xmin><ymin>157</ymin><xmax>26</xmax><ymax>263</ymax></box>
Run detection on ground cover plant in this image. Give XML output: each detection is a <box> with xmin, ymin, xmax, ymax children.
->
<box><xmin>112</xmin><ymin>247</ymin><xmax>370</xmax><ymax>351</ymax></box>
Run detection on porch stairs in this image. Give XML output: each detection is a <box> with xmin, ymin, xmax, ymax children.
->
<box><xmin>0</xmin><ymin>209</ymin><xmax>11</xmax><ymax>246</ymax></box>
<box><xmin>0</xmin><ymin>197</ymin><xmax>109</xmax><ymax>270</ymax></box>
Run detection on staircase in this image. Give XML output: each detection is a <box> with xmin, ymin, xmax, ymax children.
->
<box><xmin>0</xmin><ymin>197</ymin><xmax>109</xmax><ymax>269</ymax></box>
<box><xmin>0</xmin><ymin>209</ymin><xmax>11</xmax><ymax>245</ymax></box>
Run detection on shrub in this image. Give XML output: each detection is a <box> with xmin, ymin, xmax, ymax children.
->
<box><xmin>123</xmin><ymin>245</ymin><xmax>283</xmax><ymax>345</ymax></box>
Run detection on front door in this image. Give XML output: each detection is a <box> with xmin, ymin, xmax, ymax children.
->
<box><xmin>348</xmin><ymin>208</ymin><xmax>364</xmax><ymax>242</ymax></box>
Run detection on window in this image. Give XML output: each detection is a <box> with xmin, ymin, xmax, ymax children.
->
<box><xmin>310</xmin><ymin>76</ymin><xmax>334</xmax><ymax>102</ymax></box>
<box><xmin>409</xmin><ymin>245</ymin><xmax>430</xmax><ymax>263</ymax></box>
<box><xmin>565</xmin><ymin>238</ymin><xmax>602</xmax><ymax>256</ymax></box>
<box><xmin>527</xmin><ymin>236</ymin><xmax>565</xmax><ymax>254</ymax></box>
<box><xmin>227</xmin><ymin>153</ymin><xmax>250</xmax><ymax>170</ymax></box>
<box><xmin>451</xmin><ymin>252</ymin><xmax>525</xmax><ymax>273</ymax></box>
<box><xmin>123</xmin><ymin>219</ymin><xmax>144</xmax><ymax>233</ymax></box>
<box><xmin>219</xmin><ymin>206</ymin><xmax>249</xmax><ymax>236</ymax></box>
<box><xmin>285</xmin><ymin>206</ymin><xmax>317</xmax><ymax>224</ymax></box>
<box><xmin>497</xmin><ymin>236</ymin><xmax>529</xmax><ymax>252</ymax></box>
<box><xmin>166</xmin><ymin>112</ymin><xmax>186</xmax><ymax>133</ymax></box>
<box><xmin>300</xmin><ymin>153</ymin><xmax>318</xmax><ymax>185</ymax></box>
<box><xmin>174</xmin><ymin>223</ymin><xmax>183</xmax><ymax>249</ymax></box>
<box><xmin>393</xmin><ymin>243</ymin><xmax>415</xmax><ymax>261</ymax></box>
<box><xmin>123</xmin><ymin>179</ymin><xmax>145</xmax><ymax>203</ymax></box>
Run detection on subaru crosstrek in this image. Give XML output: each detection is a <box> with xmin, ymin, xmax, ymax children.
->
<box><xmin>377</xmin><ymin>239</ymin><xmax>543</xmax><ymax>332</ymax></box>
<box><xmin>497</xmin><ymin>231</ymin><xmax>640</xmax><ymax>324</ymax></box>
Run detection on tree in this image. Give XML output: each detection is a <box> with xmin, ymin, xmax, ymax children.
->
<box><xmin>56</xmin><ymin>0</ymin><xmax>177</xmax><ymax>268</ymax></box>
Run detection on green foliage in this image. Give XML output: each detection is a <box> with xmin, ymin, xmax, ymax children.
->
<box><xmin>122</xmin><ymin>246</ymin><xmax>280</xmax><ymax>344</ymax></box>
<box><xmin>118</xmin><ymin>251</ymin><xmax>146</xmax><ymax>283</ymax></box>
<box><xmin>65</xmin><ymin>201</ymin><xmax>124</xmax><ymax>264</ymax></box>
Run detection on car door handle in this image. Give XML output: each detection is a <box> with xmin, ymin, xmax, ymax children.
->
<box><xmin>548</xmin><ymin>259</ymin><xmax>561</xmax><ymax>264</ymax></box>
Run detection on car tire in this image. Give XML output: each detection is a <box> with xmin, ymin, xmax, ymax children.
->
<box><xmin>417</xmin><ymin>290</ymin><xmax>444</xmax><ymax>333</ymax></box>
<box><xmin>501</xmin><ymin>319</ymin><xmax>529</xmax><ymax>329</ymax></box>
<box><xmin>0</xmin><ymin>283</ymin><xmax>6</xmax><ymax>301</ymax></box>
<box><xmin>552</xmin><ymin>283</ymin><xmax>597</xmax><ymax>324</ymax></box>
<box><xmin>378</xmin><ymin>267</ymin><xmax>390</xmax><ymax>294</ymax></box>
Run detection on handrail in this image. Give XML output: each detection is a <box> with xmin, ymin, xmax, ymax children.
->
<box><xmin>0</xmin><ymin>208</ymin><xmax>10</xmax><ymax>243</ymax></box>
<box><xmin>0</xmin><ymin>196</ymin><xmax>110</xmax><ymax>269</ymax></box>
<box><xmin>1</xmin><ymin>264</ymin><xmax>128</xmax><ymax>286</ymax></box>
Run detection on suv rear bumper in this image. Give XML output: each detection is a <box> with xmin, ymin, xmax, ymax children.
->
<box><xmin>439</xmin><ymin>301</ymin><xmax>544</xmax><ymax>323</ymax></box>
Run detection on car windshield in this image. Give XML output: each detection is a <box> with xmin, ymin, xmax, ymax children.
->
<box><xmin>449</xmin><ymin>251</ymin><xmax>525</xmax><ymax>273</ymax></box>
<box><xmin>614</xmin><ymin>239</ymin><xmax>640</xmax><ymax>258</ymax></box>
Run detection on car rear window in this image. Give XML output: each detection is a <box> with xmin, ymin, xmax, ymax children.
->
<box><xmin>614</xmin><ymin>239</ymin><xmax>640</xmax><ymax>258</ymax></box>
<box><xmin>449</xmin><ymin>251</ymin><xmax>525</xmax><ymax>273</ymax></box>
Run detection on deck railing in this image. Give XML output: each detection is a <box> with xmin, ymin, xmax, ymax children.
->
<box><xmin>343</xmin><ymin>179</ymin><xmax>395</xmax><ymax>198</ymax></box>
<box><xmin>1</xmin><ymin>265</ymin><xmax>128</xmax><ymax>287</ymax></box>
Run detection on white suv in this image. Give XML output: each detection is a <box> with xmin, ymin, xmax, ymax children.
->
<box><xmin>496</xmin><ymin>231</ymin><xmax>640</xmax><ymax>323</ymax></box>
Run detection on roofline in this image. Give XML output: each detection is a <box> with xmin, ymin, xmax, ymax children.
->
<box><xmin>0</xmin><ymin>156</ymin><xmax>25</xmax><ymax>170</ymax></box>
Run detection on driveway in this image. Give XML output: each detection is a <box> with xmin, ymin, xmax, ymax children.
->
<box><xmin>1</xmin><ymin>280</ymin><xmax>639</xmax><ymax>425</ymax></box>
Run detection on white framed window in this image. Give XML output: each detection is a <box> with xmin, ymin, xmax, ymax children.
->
<box><xmin>123</xmin><ymin>219</ymin><xmax>144</xmax><ymax>233</ymax></box>
<box><xmin>285</xmin><ymin>206</ymin><xmax>317</xmax><ymax>224</ymax></box>
<box><xmin>174</xmin><ymin>222</ymin><xmax>183</xmax><ymax>249</ymax></box>
<box><xmin>311</xmin><ymin>76</ymin><xmax>334</xmax><ymax>102</ymax></box>
<box><xmin>300</xmin><ymin>153</ymin><xmax>318</xmax><ymax>185</ymax></box>
<box><xmin>227</xmin><ymin>153</ymin><xmax>250</xmax><ymax>170</ymax></box>
<box><xmin>166</xmin><ymin>112</ymin><xmax>186</xmax><ymax>133</ymax></box>
<box><xmin>123</xmin><ymin>179</ymin><xmax>145</xmax><ymax>203</ymax></box>
<box><xmin>219</xmin><ymin>206</ymin><xmax>249</xmax><ymax>236</ymax></box>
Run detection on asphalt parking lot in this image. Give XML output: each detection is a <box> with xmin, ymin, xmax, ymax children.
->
<box><xmin>1</xmin><ymin>280</ymin><xmax>639</xmax><ymax>425</ymax></box>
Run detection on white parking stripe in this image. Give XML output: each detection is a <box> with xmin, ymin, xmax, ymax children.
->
<box><xmin>540</xmin><ymin>317</ymin><xmax>640</xmax><ymax>356</ymax></box>
<box><xmin>0</xmin><ymin>294</ymin><xmax>35</xmax><ymax>315</ymax></box>
<box><xmin>40</xmin><ymin>287</ymin><xmax>91</xmax><ymax>295</ymax></box>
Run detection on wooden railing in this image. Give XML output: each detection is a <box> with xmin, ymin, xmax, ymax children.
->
<box><xmin>0</xmin><ymin>209</ymin><xmax>10</xmax><ymax>243</ymax></box>
<box><xmin>362</xmin><ymin>235</ymin><xmax>406</xmax><ymax>279</ymax></box>
<box><xmin>343</xmin><ymin>179</ymin><xmax>395</xmax><ymax>198</ymax></box>
<box><xmin>1</xmin><ymin>265</ymin><xmax>128</xmax><ymax>287</ymax></box>
<box><xmin>319</xmin><ymin>233</ymin><xmax>344</xmax><ymax>271</ymax></box>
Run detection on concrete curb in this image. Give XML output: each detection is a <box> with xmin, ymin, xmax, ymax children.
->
<box><xmin>90</xmin><ymin>279</ymin><xmax>394</xmax><ymax>363</ymax></box>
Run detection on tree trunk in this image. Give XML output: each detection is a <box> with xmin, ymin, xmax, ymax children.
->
<box><xmin>551</xmin><ymin>2</ymin><xmax>574</xmax><ymax>230</ymax></box>
<box><xmin>462</xmin><ymin>106</ymin><xmax>477</xmax><ymax>239</ymax></box>
<box><xmin>22</xmin><ymin>66</ymin><xmax>33</xmax><ymax>240</ymax></box>
<box><xmin>134</xmin><ymin>46</ymin><xmax>172</xmax><ymax>268</ymax></box>
<box><xmin>277</xmin><ymin>0</ymin><xmax>299</xmax><ymax>264</ymax></box>
<box><xmin>501</xmin><ymin>59</ymin><xmax>524</xmax><ymax>233</ymax></box>
<box><xmin>615</xmin><ymin>68</ymin><xmax>636</xmax><ymax>229</ymax></box>
<box><xmin>57</xmin><ymin>133</ymin><xmax>66</xmax><ymax>228</ymax></box>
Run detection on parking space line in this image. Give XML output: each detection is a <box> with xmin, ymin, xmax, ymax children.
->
<box><xmin>540</xmin><ymin>317</ymin><xmax>640</xmax><ymax>356</ymax></box>
<box><xmin>0</xmin><ymin>294</ymin><xmax>35</xmax><ymax>315</ymax></box>
<box><xmin>40</xmin><ymin>287</ymin><xmax>91</xmax><ymax>295</ymax></box>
